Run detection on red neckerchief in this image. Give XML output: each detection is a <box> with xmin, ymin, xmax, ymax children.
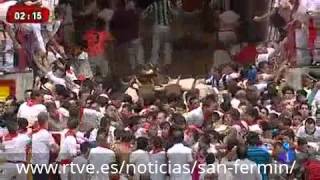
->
<box><xmin>27</xmin><ymin>99</ymin><xmax>38</xmax><ymax>106</ymax></box>
<box><xmin>4</xmin><ymin>132</ymin><xmax>18</xmax><ymax>141</ymax></box>
<box><xmin>17</xmin><ymin>128</ymin><xmax>28</xmax><ymax>134</ymax></box>
<box><xmin>188</xmin><ymin>105</ymin><xmax>198</xmax><ymax>112</ymax></box>
<box><xmin>121</xmin><ymin>142</ymin><xmax>131</xmax><ymax>149</ymax></box>
<box><xmin>18</xmin><ymin>128</ymin><xmax>32</xmax><ymax>136</ymax></box>
<box><xmin>32</xmin><ymin>126</ymin><xmax>46</xmax><ymax>134</ymax></box>
<box><xmin>65</xmin><ymin>129</ymin><xmax>77</xmax><ymax>138</ymax></box>
<box><xmin>186</xmin><ymin>125</ymin><xmax>203</xmax><ymax>135</ymax></box>
<box><xmin>151</xmin><ymin>148</ymin><xmax>164</xmax><ymax>154</ymax></box>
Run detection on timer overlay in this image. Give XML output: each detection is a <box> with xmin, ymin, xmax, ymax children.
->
<box><xmin>6</xmin><ymin>5</ymin><xmax>49</xmax><ymax>23</ymax></box>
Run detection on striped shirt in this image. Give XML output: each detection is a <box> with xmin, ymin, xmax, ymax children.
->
<box><xmin>143</xmin><ymin>0</ymin><xmax>179</xmax><ymax>26</ymax></box>
<box><xmin>247</xmin><ymin>146</ymin><xmax>271</xmax><ymax>180</ymax></box>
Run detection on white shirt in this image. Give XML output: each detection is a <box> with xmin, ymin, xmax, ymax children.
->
<box><xmin>90</xmin><ymin>126</ymin><xmax>116</xmax><ymax>144</ymax></box>
<box><xmin>249</xmin><ymin>124</ymin><xmax>263</xmax><ymax>135</ymax></box>
<box><xmin>183</xmin><ymin>106</ymin><xmax>204</xmax><ymax>127</ymax></box>
<box><xmin>306</xmin><ymin>0</ymin><xmax>320</xmax><ymax>11</ymax></box>
<box><xmin>225</xmin><ymin>159</ymin><xmax>262</xmax><ymax>180</ymax></box>
<box><xmin>32</xmin><ymin>129</ymin><xmax>56</xmax><ymax>164</ymax></box>
<box><xmin>78</xmin><ymin>51</ymin><xmax>88</xmax><ymax>60</ymax></box>
<box><xmin>17</xmin><ymin>102</ymin><xmax>47</xmax><ymax>126</ymax></box>
<box><xmin>88</xmin><ymin>146</ymin><xmax>116</xmax><ymax>180</ymax></box>
<box><xmin>150</xmin><ymin>150</ymin><xmax>167</xmax><ymax>180</ymax></box>
<box><xmin>47</xmin><ymin>71</ymin><xmax>66</xmax><ymax>87</ymax></box>
<box><xmin>42</xmin><ymin>0</ymin><xmax>59</xmax><ymax>22</ymax></box>
<box><xmin>1</xmin><ymin>134</ymin><xmax>30</xmax><ymax>162</ymax></box>
<box><xmin>89</xmin><ymin>129</ymin><xmax>98</xmax><ymax>142</ymax></box>
<box><xmin>71</xmin><ymin>155</ymin><xmax>89</xmax><ymax>180</ymax></box>
<box><xmin>43</xmin><ymin>20</ymin><xmax>61</xmax><ymax>44</ymax></box>
<box><xmin>296</xmin><ymin>126</ymin><xmax>320</xmax><ymax>141</ymax></box>
<box><xmin>17</xmin><ymin>133</ymin><xmax>31</xmax><ymax>161</ymax></box>
<box><xmin>254</xmin><ymin>83</ymin><xmax>268</xmax><ymax>92</ymax></box>
<box><xmin>43</xmin><ymin>0</ymin><xmax>59</xmax><ymax>11</ymax></box>
<box><xmin>130</xmin><ymin>149</ymin><xmax>151</xmax><ymax>180</ymax></box>
<box><xmin>217</xmin><ymin>159</ymin><xmax>234</xmax><ymax>180</ymax></box>
<box><xmin>0</xmin><ymin>127</ymin><xmax>8</xmax><ymax>138</ymax></box>
<box><xmin>81</xmin><ymin>109</ymin><xmax>104</xmax><ymax>131</ymax></box>
<box><xmin>256</xmin><ymin>47</ymin><xmax>276</xmax><ymax>65</ymax></box>
<box><xmin>192</xmin><ymin>142</ymin><xmax>218</xmax><ymax>154</ymax></box>
<box><xmin>135</xmin><ymin>127</ymin><xmax>148</xmax><ymax>138</ymax></box>
<box><xmin>58</xmin><ymin>133</ymin><xmax>78</xmax><ymax>161</ymax></box>
<box><xmin>30</xmin><ymin>23</ymin><xmax>46</xmax><ymax>53</ymax></box>
<box><xmin>231</xmin><ymin>98</ymin><xmax>241</xmax><ymax>109</ymax></box>
<box><xmin>167</xmin><ymin>143</ymin><xmax>193</xmax><ymax>180</ymax></box>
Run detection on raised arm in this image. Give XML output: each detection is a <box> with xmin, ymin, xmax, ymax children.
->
<box><xmin>23</xmin><ymin>0</ymin><xmax>42</xmax><ymax>6</ymax></box>
<box><xmin>253</xmin><ymin>11</ymin><xmax>272</xmax><ymax>22</ymax></box>
<box><xmin>141</xmin><ymin>2</ymin><xmax>154</xmax><ymax>19</ymax></box>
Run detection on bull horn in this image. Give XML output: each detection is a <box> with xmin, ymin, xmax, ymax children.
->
<box><xmin>176</xmin><ymin>75</ymin><xmax>182</xmax><ymax>85</ymax></box>
<box><xmin>183</xmin><ymin>91</ymin><xmax>188</xmax><ymax>106</ymax></box>
<box><xmin>120</xmin><ymin>79</ymin><xmax>129</xmax><ymax>86</ymax></box>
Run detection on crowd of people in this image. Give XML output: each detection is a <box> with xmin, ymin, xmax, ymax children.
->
<box><xmin>0</xmin><ymin>0</ymin><xmax>320</xmax><ymax>180</ymax></box>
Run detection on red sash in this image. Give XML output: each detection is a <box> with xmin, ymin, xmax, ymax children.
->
<box><xmin>65</xmin><ymin>129</ymin><xmax>81</xmax><ymax>145</ymax></box>
<box><xmin>60</xmin><ymin>159</ymin><xmax>72</xmax><ymax>165</ymax></box>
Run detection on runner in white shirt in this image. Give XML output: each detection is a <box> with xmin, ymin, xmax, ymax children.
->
<box><xmin>150</xmin><ymin>136</ymin><xmax>167</xmax><ymax>180</ymax></box>
<box><xmin>17</xmin><ymin>90</ymin><xmax>47</xmax><ymax>127</ymax></box>
<box><xmin>0</xmin><ymin>120</ymin><xmax>29</xmax><ymax>180</ymax></box>
<box><xmin>167</xmin><ymin>130</ymin><xmax>193</xmax><ymax>180</ymax></box>
<box><xmin>70</xmin><ymin>142</ymin><xmax>90</xmax><ymax>180</ymax></box>
<box><xmin>183</xmin><ymin>95</ymin><xmax>218</xmax><ymax>127</ymax></box>
<box><xmin>225</xmin><ymin>145</ymin><xmax>262</xmax><ymax>180</ymax></box>
<box><xmin>58</xmin><ymin>119</ymin><xmax>80</xmax><ymax>180</ymax></box>
<box><xmin>88</xmin><ymin>130</ymin><xmax>116</xmax><ymax>180</ymax></box>
<box><xmin>89</xmin><ymin>116</ymin><xmax>115</xmax><ymax>144</ymax></box>
<box><xmin>80</xmin><ymin>108</ymin><xmax>104</xmax><ymax>132</ymax></box>
<box><xmin>32</xmin><ymin>112</ymin><xmax>59</xmax><ymax>180</ymax></box>
<box><xmin>129</xmin><ymin>137</ymin><xmax>151</xmax><ymax>180</ymax></box>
